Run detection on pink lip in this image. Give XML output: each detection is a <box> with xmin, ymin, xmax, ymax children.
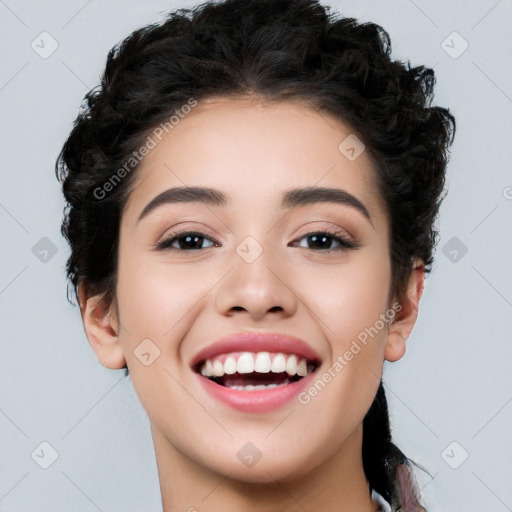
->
<box><xmin>191</xmin><ymin>331</ymin><xmax>322</xmax><ymax>413</ymax></box>
<box><xmin>197</xmin><ymin>371</ymin><xmax>316</xmax><ymax>413</ymax></box>
<box><xmin>190</xmin><ymin>331</ymin><xmax>321</xmax><ymax>368</ymax></box>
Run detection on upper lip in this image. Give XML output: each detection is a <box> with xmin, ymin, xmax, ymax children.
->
<box><xmin>190</xmin><ymin>331</ymin><xmax>322</xmax><ymax>370</ymax></box>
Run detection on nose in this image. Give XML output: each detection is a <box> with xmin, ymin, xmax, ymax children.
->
<box><xmin>214</xmin><ymin>246</ymin><xmax>299</xmax><ymax>322</ymax></box>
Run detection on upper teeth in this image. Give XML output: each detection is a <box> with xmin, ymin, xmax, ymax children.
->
<box><xmin>199</xmin><ymin>352</ymin><xmax>310</xmax><ymax>378</ymax></box>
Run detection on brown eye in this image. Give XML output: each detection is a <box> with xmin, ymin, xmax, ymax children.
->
<box><xmin>291</xmin><ymin>231</ymin><xmax>358</xmax><ymax>251</ymax></box>
<box><xmin>156</xmin><ymin>231</ymin><xmax>217</xmax><ymax>251</ymax></box>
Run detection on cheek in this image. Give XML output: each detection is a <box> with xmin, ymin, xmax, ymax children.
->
<box><xmin>300</xmin><ymin>248</ymin><xmax>392</xmax><ymax>417</ymax></box>
<box><xmin>296</xmin><ymin>252</ymin><xmax>392</xmax><ymax>351</ymax></box>
<box><xmin>114</xmin><ymin>252</ymin><xmax>199</xmax><ymax>423</ymax></box>
<box><xmin>116</xmin><ymin>249</ymin><xmax>209</xmax><ymax>343</ymax></box>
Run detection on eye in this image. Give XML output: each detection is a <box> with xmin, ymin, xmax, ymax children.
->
<box><xmin>156</xmin><ymin>231</ymin><xmax>218</xmax><ymax>251</ymax></box>
<box><xmin>155</xmin><ymin>228</ymin><xmax>358</xmax><ymax>252</ymax></box>
<box><xmin>290</xmin><ymin>229</ymin><xmax>358</xmax><ymax>251</ymax></box>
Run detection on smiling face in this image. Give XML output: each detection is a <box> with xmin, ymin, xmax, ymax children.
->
<box><xmin>81</xmin><ymin>97</ymin><xmax>422</xmax><ymax>494</ymax></box>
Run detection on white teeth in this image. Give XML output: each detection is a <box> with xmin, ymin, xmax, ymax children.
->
<box><xmin>212</xmin><ymin>360</ymin><xmax>224</xmax><ymax>377</ymax></box>
<box><xmin>254</xmin><ymin>352</ymin><xmax>271</xmax><ymax>373</ymax></box>
<box><xmin>200</xmin><ymin>359</ymin><xmax>213</xmax><ymax>376</ymax></box>
<box><xmin>237</xmin><ymin>352</ymin><xmax>254</xmax><ymax>374</ymax></box>
<box><xmin>198</xmin><ymin>351</ymin><xmax>315</xmax><ymax>378</ymax></box>
<box><xmin>297</xmin><ymin>358</ymin><xmax>308</xmax><ymax>377</ymax></box>
<box><xmin>227</xmin><ymin>383</ymin><xmax>282</xmax><ymax>391</ymax></box>
<box><xmin>271</xmin><ymin>353</ymin><xmax>286</xmax><ymax>373</ymax></box>
<box><xmin>224</xmin><ymin>356</ymin><xmax>237</xmax><ymax>375</ymax></box>
<box><xmin>285</xmin><ymin>354</ymin><xmax>298</xmax><ymax>376</ymax></box>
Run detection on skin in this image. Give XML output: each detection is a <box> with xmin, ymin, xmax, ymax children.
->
<box><xmin>79</xmin><ymin>97</ymin><xmax>424</xmax><ymax>512</ymax></box>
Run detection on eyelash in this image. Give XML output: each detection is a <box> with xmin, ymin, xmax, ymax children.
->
<box><xmin>155</xmin><ymin>227</ymin><xmax>359</xmax><ymax>252</ymax></box>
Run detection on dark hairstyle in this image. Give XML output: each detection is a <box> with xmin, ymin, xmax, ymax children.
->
<box><xmin>55</xmin><ymin>0</ymin><xmax>455</xmax><ymax>507</ymax></box>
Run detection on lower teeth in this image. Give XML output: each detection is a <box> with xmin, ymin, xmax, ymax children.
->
<box><xmin>225</xmin><ymin>382</ymin><xmax>285</xmax><ymax>391</ymax></box>
<box><xmin>208</xmin><ymin>373</ymin><xmax>305</xmax><ymax>390</ymax></box>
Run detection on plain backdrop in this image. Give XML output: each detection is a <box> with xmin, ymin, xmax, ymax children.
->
<box><xmin>0</xmin><ymin>0</ymin><xmax>511</xmax><ymax>510</ymax></box>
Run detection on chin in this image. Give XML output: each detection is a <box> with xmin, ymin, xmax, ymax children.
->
<box><xmin>199</xmin><ymin>443</ymin><xmax>328</xmax><ymax>484</ymax></box>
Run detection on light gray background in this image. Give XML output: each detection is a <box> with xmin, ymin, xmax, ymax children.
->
<box><xmin>0</xmin><ymin>0</ymin><xmax>511</xmax><ymax>510</ymax></box>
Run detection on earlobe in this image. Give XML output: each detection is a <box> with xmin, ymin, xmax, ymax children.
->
<box><xmin>384</xmin><ymin>259</ymin><xmax>425</xmax><ymax>362</ymax></box>
<box><xmin>78</xmin><ymin>282</ymin><xmax>127</xmax><ymax>369</ymax></box>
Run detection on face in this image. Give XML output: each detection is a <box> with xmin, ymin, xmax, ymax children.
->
<box><xmin>91</xmin><ymin>97</ymin><xmax>411</xmax><ymax>483</ymax></box>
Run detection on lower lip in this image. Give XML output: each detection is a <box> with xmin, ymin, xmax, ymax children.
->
<box><xmin>196</xmin><ymin>372</ymin><xmax>315</xmax><ymax>413</ymax></box>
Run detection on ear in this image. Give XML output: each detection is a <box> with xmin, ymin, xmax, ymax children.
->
<box><xmin>384</xmin><ymin>259</ymin><xmax>425</xmax><ymax>362</ymax></box>
<box><xmin>78</xmin><ymin>282</ymin><xmax>126</xmax><ymax>369</ymax></box>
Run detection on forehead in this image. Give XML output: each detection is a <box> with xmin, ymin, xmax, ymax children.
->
<box><xmin>123</xmin><ymin>97</ymin><xmax>386</xmax><ymax>224</ymax></box>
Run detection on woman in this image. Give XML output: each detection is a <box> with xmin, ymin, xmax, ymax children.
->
<box><xmin>55</xmin><ymin>0</ymin><xmax>455</xmax><ymax>510</ymax></box>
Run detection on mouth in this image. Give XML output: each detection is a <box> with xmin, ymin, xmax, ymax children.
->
<box><xmin>190</xmin><ymin>331</ymin><xmax>322</xmax><ymax>413</ymax></box>
<box><xmin>193</xmin><ymin>351</ymin><xmax>319</xmax><ymax>391</ymax></box>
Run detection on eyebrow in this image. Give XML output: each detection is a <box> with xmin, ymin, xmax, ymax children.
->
<box><xmin>137</xmin><ymin>186</ymin><xmax>371</xmax><ymax>223</ymax></box>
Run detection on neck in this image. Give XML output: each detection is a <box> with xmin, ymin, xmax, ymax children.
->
<box><xmin>152</xmin><ymin>423</ymin><xmax>379</xmax><ymax>512</ymax></box>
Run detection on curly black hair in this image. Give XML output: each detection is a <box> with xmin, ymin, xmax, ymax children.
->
<box><xmin>55</xmin><ymin>0</ymin><xmax>455</xmax><ymax>507</ymax></box>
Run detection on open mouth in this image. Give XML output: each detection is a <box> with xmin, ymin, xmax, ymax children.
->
<box><xmin>193</xmin><ymin>351</ymin><xmax>319</xmax><ymax>391</ymax></box>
